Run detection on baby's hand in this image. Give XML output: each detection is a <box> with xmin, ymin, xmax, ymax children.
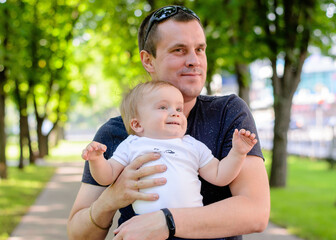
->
<box><xmin>232</xmin><ymin>129</ymin><xmax>258</xmax><ymax>155</ymax></box>
<box><xmin>81</xmin><ymin>141</ymin><xmax>107</xmax><ymax>161</ymax></box>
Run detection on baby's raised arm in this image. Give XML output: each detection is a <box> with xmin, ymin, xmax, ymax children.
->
<box><xmin>199</xmin><ymin>129</ymin><xmax>257</xmax><ymax>186</ymax></box>
<box><xmin>82</xmin><ymin>141</ymin><xmax>125</xmax><ymax>186</ymax></box>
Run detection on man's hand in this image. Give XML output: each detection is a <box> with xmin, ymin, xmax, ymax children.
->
<box><xmin>102</xmin><ymin>152</ymin><xmax>168</xmax><ymax>210</ymax></box>
<box><xmin>68</xmin><ymin>152</ymin><xmax>168</xmax><ymax>240</ymax></box>
<box><xmin>113</xmin><ymin>210</ymin><xmax>168</xmax><ymax>240</ymax></box>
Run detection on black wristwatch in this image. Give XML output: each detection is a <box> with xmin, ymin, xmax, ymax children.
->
<box><xmin>161</xmin><ymin>208</ymin><xmax>176</xmax><ymax>238</ymax></box>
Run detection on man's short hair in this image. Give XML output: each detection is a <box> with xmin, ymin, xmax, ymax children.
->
<box><xmin>120</xmin><ymin>81</ymin><xmax>178</xmax><ymax>135</ymax></box>
<box><xmin>138</xmin><ymin>6</ymin><xmax>202</xmax><ymax>58</ymax></box>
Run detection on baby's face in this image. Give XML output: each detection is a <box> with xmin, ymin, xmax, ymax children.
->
<box><xmin>136</xmin><ymin>85</ymin><xmax>187</xmax><ymax>139</ymax></box>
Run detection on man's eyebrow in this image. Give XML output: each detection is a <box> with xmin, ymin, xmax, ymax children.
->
<box><xmin>169</xmin><ymin>42</ymin><xmax>207</xmax><ymax>49</ymax></box>
<box><xmin>169</xmin><ymin>43</ymin><xmax>186</xmax><ymax>49</ymax></box>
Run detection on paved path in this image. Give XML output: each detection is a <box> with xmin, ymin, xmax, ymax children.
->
<box><xmin>8</xmin><ymin>161</ymin><xmax>84</xmax><ymax>240</ymax></box>
<box><xmin>8</xmin><ymin>161</ymin><xmax>305</xmax><ymax>240</ymax></box>
<box><xmin>244</xmin><ymin>222</ymin><xmax>304</xmax><ymax>240</ymax></box>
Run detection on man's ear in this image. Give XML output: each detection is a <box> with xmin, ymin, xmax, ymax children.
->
<box><xmin>140</xmin><ymin>50</ymin><xmax>155</xmax><ymax>73</ymax></box>
<box><xmin>130</xmin><ymin>118</ymin><xmax>144</xmax><ymax>134</ymax></box>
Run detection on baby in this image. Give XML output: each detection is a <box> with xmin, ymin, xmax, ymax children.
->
<box><xmin>82</xmin><ymin>81</ymin><xmax>257</xmax><ymax>214</ymax></box>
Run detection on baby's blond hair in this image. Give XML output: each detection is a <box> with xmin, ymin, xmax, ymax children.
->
<box><xmin>120</xmin><ymin>81</ymin><xmax>178</xmax><ymax>135</ymax></box>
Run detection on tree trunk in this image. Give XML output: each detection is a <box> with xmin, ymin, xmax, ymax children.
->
<box><xmin>18</xmin><ymin>113</ymin><xmax>25</xmax><ymax>169</ymax></box>
<box><xmin>265</xmin><ymin>0</ymin><xmax>312</xmax><ymax>188</ymax></box>
<box><xmin>205</xmin><ymin>52</ymin><xmax>215</xmax><ymax>96</ymax></box>
<box><xmin>17</xmin><ymin>106</ymin><xmax>35</xmax><ymax>167</ymax></box>
<box><xmin>235</xmin><ymin>62</ymin><xmax>250</xmax><ymax>107</ymax></box>
<box><xmin>205</xmin><ymin>80</ymin><xmax>212</xmax><ymax>95</ymax></box>
<box><xmin>17</xmin><ymin>98</ymin><xmax>35</xmax><ymax>167</ymax></box>
<box><xmin>56</xmin><ymin>126</ymin><xmax>65</xmax><ymax>144</ymax></box>
<box><xmin>270</xmin><ymin>52</ymin><xmax>306</xmax><ymax>187</ymax></box>
<box><xmin>35</xmin><ymin>115</ymin><xmax>49</xmax><ymax>158</ymax></box>
<box><xmin>40</xmin><ymin>134</ymin><xmax>49</xmax><ymax>157</ymax></box>
<box><xmin>270</xmin><ymin>96</ymin><xmax>292</xmax><ymax>187</ymax></box>
<box><xmin>0</xmin><ymin>73</ymin><xmax>7</xmax><ymax>178</ymax></box>
<box><xmin>14</xmin><ymin>74</ymin><xmax>35</xmax><ymax>167</ymax></box>
<box><xmin>0</xmin><ymin>6</ymin><xmax>9</xmax><ymax>179</ymax></box>
<box><xmin>22</xmin><ymin>112</ymin><xmax>35</xmax><ymax>165</ymax></box>
<box><xmin>28</xmin><ymin>134</ymin><xmax>35</xmax><ymax>165</ymax></box>
<box><xmin>50</xmin><ymin>125</ymin><xmax>64</xmax><ymax>147</ymax></box>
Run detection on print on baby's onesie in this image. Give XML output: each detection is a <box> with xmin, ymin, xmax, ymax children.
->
<box><xmin>153</xmin><ymin>147</ymin><xmax>176</xmax><ymax>156</ymax></box>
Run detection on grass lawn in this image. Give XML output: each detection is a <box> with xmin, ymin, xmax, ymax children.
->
<box><xmin>0</xmin><ymin>165</ymin><xmax>55</xmax><ymax>240</ymax></box>
<box><xmin>263</xmin><ymin>151</ymin><xmax>336</xmax><ymax>240</ymax></box>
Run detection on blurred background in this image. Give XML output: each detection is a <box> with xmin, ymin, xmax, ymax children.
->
<box><xmin>0</xmin><ymin>0</ymin><xmax>336</xmax><ymax>240</ymax></box>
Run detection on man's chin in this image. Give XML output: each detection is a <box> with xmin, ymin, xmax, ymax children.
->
<box><xmin>181</xmin><ymin>88</ymin><xmax>202</xmax><ymax>98</ymax></box>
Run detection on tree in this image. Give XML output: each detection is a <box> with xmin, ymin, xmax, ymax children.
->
<box><xmin>193</xmin><ymin>0</ymin><xmax>335</xmax><ymax>187</ymax></box>
<box><xmin>1</xmin><ymin>0</ymin><xmax>87</xmax><ymax>169</ymax></box>
<box><xmin>0</xmin><ymin>3</ymin><xmax>9</xmax><ymax>178</ymax></box>
<box><xmin>29</xmin><ymin>0</ymin><xmax>81</xmax><ymax>157</ymax></box>
<box><xmin>13</xmin><ymin>0</ymin><xmax>36</xmax><ymax>167</ymax></box>
<box><xmin>194</xmin><ymin>0</ymin><xmax>265</xmax><ymax>103</ymax></box>
<box><xmin>254</xmin><ymin>0</ymin><xmax>336</xmax><ymax>187</ymax></box>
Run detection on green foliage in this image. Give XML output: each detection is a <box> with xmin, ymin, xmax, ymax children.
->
<box><xmin>2</xmin><ymin>0</ymin><xmax>336</xmax><ymax>175</ymax></box>
<box><xmin>0</xmin><ymin>165</ymin><xmax>55</xmax><ymax>240</ymax></box>
<box><xmin>2</xmin><ymin>0</ymin><xmax>336</xmax><ymax>108</ymax></box>
<box><xmin>263</xmin><ymin>151</ymin><xmax>336</xmax><ymax>240</ymax></box>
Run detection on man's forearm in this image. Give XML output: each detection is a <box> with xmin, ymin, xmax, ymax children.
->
<box><xmin>67</xmin><ymin>184</ymin><xmax>117</xmax><ymax>240</ymax></box>
<box><xmin>172</xmin><ymin>156</ymin><xmax>270</xmax><ymax>238</ymax></box>
<box><xmin>67</xmin><ymin>204</ymin><xmax>115</xmax><ymax>240</ymax></box>
<box><xmin>171</xmin><ymin>195</ymin><xmax>268</xmax><ymax>238</ymax></box>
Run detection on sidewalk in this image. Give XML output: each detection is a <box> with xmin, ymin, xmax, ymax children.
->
<box><xmin>8</xmin><ymin>161</ymin><xmax>305</xmax><ymax>240</ymax></box>
<box><xmin>244</xmin><ymin>222</ymin><xmax>304</xmax><ymax>240</ymax></box>
<box><xmin>8</xmin><ymin>161</ymin><xmax>84</xmax><ymax>240</ymax></box>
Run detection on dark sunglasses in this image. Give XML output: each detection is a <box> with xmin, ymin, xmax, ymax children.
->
<box><xmin>144</xmin><ymin>5</ymin><xmax>200</xmax><ymax>44</ymax></box>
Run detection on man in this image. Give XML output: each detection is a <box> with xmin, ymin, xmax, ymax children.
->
<box><xmin>67</xmin><ymin>5</ymin><xmax>270</xmax><ymax>240</ymax></box>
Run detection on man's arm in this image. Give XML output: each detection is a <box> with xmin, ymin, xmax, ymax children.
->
<box><xmin>67</xmin><ymin>184</ymin><xmax>113</xmax><ymax>240</ymax></box>
<box><xmin>172</xmin><ymin>155</ymin><xmax>270</xmax><ymax>238</ymax></box>
<box><xmin>67</xmin><ymin>153</ymin><xmax>167</xmax><ymax>240</ymax></box>
<box><xmin>114</xmin><ymin>155</ymin><xmax>270</xmax><ymax>239</ymax></box>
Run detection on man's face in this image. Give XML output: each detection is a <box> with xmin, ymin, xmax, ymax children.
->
<box><xmin>150</xmin><ymin>20</ymin><xmax>207</xmax><ymax>102</ymax></box>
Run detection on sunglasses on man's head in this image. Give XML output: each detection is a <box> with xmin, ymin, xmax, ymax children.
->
<box><xmin>143</xmin><ymin>5</ymin><xmax>200</xmax><ymax>44</ymax></box>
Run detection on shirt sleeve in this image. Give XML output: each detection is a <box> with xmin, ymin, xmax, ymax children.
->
<box><xmin>197</xmin><ymin>140</ymin><xmax>215</xmax><ymax>168</ymax></box>
<box><xmin>111</xmin><ymin>137</ymin><xmax>131</xmax><ymax>166</ymax></box>
<box><xmin>187</xmin><ymin>135</ymin><xmax>214</xmax><ymax>168</ymax></box>
<box><xmin>225</xmin><ymin>95</ymin><xmax>264</xmax><ymax>160</ymax></box>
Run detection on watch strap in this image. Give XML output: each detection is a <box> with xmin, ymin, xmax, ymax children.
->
<box><xmin>161</xmin><ymin>208</ymin><xmax>176</xmax><ymax>238</ymax></box>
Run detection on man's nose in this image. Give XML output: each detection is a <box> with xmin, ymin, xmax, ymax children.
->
<box><xmin>186</xmin><ymin>51</ymin><xmax>200</xmax><ymax>67</ymax></box>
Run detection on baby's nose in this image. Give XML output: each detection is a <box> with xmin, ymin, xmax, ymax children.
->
<box><xmin>170</xmin><ymin>110</ymin><xmax>180</xmax><ymax>117</ymax></box>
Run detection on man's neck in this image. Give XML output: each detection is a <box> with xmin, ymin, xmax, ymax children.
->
<box><xmin>183</xmin><ymin>97</ymin><xmax>197</xmax><ymax>118</ymax></box>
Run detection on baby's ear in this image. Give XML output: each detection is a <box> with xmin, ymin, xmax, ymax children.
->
<box><xmin>130</xmin><ymin>118</ymin><xmax>144</xmax><ymax>134</ymax></box>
